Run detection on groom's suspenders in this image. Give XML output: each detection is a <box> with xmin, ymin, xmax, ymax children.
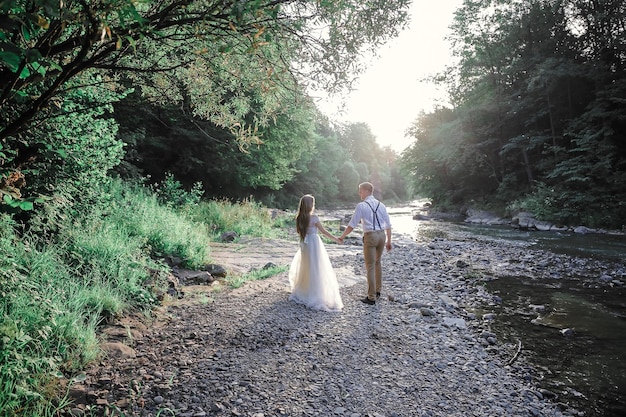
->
<box><xmin>364</xmin><ymin>200</ymin><xmax>382</xmax><ymax>231</ymax></box>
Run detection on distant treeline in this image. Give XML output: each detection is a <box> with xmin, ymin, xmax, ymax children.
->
<box><xmin>401</xmin><ymin>0</ymin><xmax>626</xmax><ymax>229</ymax></box>
<box><xmin>113</xmin><ymin>93</ymin><xmax>409</xmax><ymax>209</ymax></box>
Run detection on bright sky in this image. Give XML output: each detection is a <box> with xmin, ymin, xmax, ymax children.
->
<box><xmin>316</xmin><ymin>1</ymin><xmax>462</xmax><ymax>153</ymax></box>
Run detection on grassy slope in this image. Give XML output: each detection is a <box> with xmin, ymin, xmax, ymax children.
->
<box><xmin>0</xmin><ymin>180</ymin><xmax>286</xmax><ymax>416</ymax></box>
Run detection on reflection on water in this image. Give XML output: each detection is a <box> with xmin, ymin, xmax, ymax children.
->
<box><xmin>486</xmin><ymin>277</ymin><xmax>626</xmax><ymax>417</ymax></box>
<box><xmin>389</xmin><ymin>211</ymin><xmax>626</xmax><ymax>417</ymax></box>
<box><xmin>533</xmin><ymin>292</ymin><xmax>626</xmax><ymax>338</ymax></box>
<box><xmin>454</xmin><ymin>222</ymin><xmax>626</xmax><ymax>262</ymax></box>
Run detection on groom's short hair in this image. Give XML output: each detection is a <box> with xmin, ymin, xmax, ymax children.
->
<box><xmin>359</xmin><ymin>182</ymin><xmax>374</xmax><ymax>194</ymax></box>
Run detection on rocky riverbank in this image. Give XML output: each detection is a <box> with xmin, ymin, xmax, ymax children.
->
<box><xmin>64</xmin><ymin>229</ymin><xmax>620</xmax><ymax>417</ymax></box>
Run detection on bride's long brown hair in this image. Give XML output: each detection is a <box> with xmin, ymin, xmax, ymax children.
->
<box><xmin>296</xmin><ymin>194</ymin><xmax>315</xmax><ymax>241</ymax></box>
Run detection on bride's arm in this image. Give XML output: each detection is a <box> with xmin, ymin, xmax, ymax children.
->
<box><xmin>315</xmin><ymin>222</ymin><xmax>340</xmax><ymax>243</ymax></box>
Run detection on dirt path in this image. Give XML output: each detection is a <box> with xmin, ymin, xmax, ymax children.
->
<box><xmin>65</xmin><ymin>234</ymin><xmax>586</xmax><ymax>417</ymax></box>
<box><xmin>208</xmin><ymin>236</ymin><xmax>367</xmax><ymax>289</ymax></box>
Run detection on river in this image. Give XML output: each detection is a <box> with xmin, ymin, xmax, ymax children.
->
<box><xmin>386</xmin><ymin>204</ymin><xmax>626</xmax><ymax>417</ymax></box>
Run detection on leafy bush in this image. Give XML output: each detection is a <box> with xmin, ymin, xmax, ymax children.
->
<box><xmin>188</xmin><ymin>198</ymin><xmax>282</xmax><ymax>239</ymax></box>
<box><xmin>507</xmin><ymin>182</ymin><xmax>626</xmax><ymax>229</ymax></box>
<box><xmin>151</xmin><ymin>172</ymin><xmax>204</xmax><ymax>208</ymax></box>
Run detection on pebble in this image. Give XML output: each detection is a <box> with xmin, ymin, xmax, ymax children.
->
<box><xmin>69</xmin><ymin>232</ymin><xmax>619</xmax><ymax>417</ymax></box>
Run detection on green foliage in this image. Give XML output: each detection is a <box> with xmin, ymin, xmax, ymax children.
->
<box><xmin>0</xmin><ymin>4</ymin><xmax>416</xmax><ymax>412</ymax></box>
<box><xmin>336</xmin><ymin>123</ymin><xmax>408</xmax><ymax>202</ymax></box>
<box><xmin>0</xmin><ymin>217</ymin><xmax>103</xmax><ymax>416</ymax></box>
<box><xmin>1</xmin><ymin>0</ymin><xmax>412</xmax><ymax>143</ymax></box>
<box><xmin>335</xmin><ymin>161</ymin><xmax>361</xmax><ymax>200</ymax></box>
<box><xmin>0</xmin><ymin>70</ymin><xmax>129</xmax><ymax>223</ymax></box>
<box><xmin>50</xmin><ymin>76</ymin><xmax>127</xmax><ymax>188</ymax></box>
<box><xmin>507</xmin><ymin>182</ymin><xmax>626</xmax><ymax>229</ymax></box>
<box><xmin>0</xmin><ymin>177</ymin><xmax>220</xmax><ymax>415</ymax></box>
<box><xmin>226</xmin><ymin>264</ymin><xmax>288</xmax><ymax>289</ymax></box>
<box><xmin>401</xmin><ymin>109</ymin><xmax>476</xmax><ymax>205</ymax></box>
<box><xmin>100</xmin><ymin>180</ymin><xmax>212</xmax><ymax>269</ymax></box>
<box><xmin>1</xmin><ymin>0</ymin><xmax>412</xmax><ymax>220</ymax></box>
<box><xmin>403</xmin><ymin>0</ymin><xmax>626</xmax><ymax>228</ymax></box>
<box><xmin>188</xmin><ymin>198</ymin><xmax>280</xmax><ymax>239</ymax></box>
<box><xmin>125</xmin><ymin>107</ymin><xmax>412</xmax><ymax>210</ymax></box>
<box><xmin>151</xmin><ymin>172</ymin><xmax>204</xmax><ymax>208</ymax></box>
<box><xmin>114</xmin><ymin>93</ymin><xmax>317</xmax><ymax>199</ymax></box>
<box><xmin>280</xmin><ymin>122</ymin><xmax>389</xmax><ymax>203</ymax></box>
<box><xmin>0</xmin><ymin>190</ymin><xmax>47</xmax><ymax>214</ymax></box>
<box><xmin>270</xmin><ymin>127</ymin><xmax>345</xmax><ymax>208</ymax></box>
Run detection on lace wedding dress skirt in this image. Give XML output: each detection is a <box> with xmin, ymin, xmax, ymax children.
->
<box><xmin>288</xmin><ymin>224</ymin><xmax>343</xmax><ymax>312</ymax></box>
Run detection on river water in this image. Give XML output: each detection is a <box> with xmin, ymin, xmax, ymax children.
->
<box><xmin>387</xmin><ymin>205</ymin><xmax>626</xmax><ymax>417</ymax></box>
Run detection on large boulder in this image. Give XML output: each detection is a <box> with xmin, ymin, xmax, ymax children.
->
<box><xmin>511</xmin><ymin>212</ymin><xmax>568</xmax><ymax>231</ymax></box>
<box><xmin>464</xmin><ymin>209</ymin><xmax>509</xmax><ymax>225</ymax></box>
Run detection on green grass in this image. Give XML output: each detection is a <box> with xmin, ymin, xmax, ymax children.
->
<box><xmin>105</xmin><ymin>181</ymin><xmax>213</xmax><ymax>269</ymax></box>
<box><xmin>188</xmin><ymin>198</ymin><xmax>290</xmax><ymax>240</ymax></box>
<box><xmin>225</xmin><ymin>264</ymin><xmax>289</xmax><ymax>289</ymax></box>
<box><xmin>0</xmin><ymin>178</ymin><xmax>291</xmax><ymax>415</ymax></box>
<box><xmin>0</xmin><ymin>230</ymin><xmax>102</xmax><ymax>416</ymax></box>
<box><xmin>0</xmin><ymin>179</ymin><xmax>218</xmax><ymax>416</ymax></box>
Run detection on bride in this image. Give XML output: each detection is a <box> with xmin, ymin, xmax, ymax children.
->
<box><xmin>288</xmin><ymin>194</ymin><xmax>344</xmax><ymax>312</ymax></box>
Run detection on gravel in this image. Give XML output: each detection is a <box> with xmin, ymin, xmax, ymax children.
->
<box><xmin>67</xmin><ymin>234</ymin><xmax>595</xmax><ymax>417</ymax></box>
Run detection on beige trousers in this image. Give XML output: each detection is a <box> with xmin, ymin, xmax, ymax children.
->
<box><xmin>362</xmin><ymin>230</ymin><xmax>386</xmax><ymax>301</ymax></box>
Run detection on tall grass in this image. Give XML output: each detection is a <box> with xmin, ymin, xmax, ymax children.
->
<box><xmin>0</xmin><ymin>179</ymin><xmax>214</xmax><ymax>416</ymax></box>
<box><xmin>188</xmin><ymin>198</ymin><xmax>286</xmax><ymax>239</ymax></box>
<box><xmin>0</xmin><ymin>217</ymin><xmax>101</xmax><ymax>416</ymax></box>
<box><xmin>0</xmin><ymin>178</ymin><xmax>287</xmax><ymax>415</ymax></box>
<box><xmin>93</xmin><ymin>180</ymin><xmax>212</xmax><ymax>269</ymax></box>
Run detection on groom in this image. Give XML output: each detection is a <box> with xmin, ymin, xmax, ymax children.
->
<box><xmin>338</xmin><ymin>182</ymin><xmax>392</xmax><ymax>305</ymax></box>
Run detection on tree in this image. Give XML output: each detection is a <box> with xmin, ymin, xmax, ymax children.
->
<box><xmin>1</xmin><ymin>0</ymin><xmax>411</xmax><ymax>209</ymax></box>
<box><xmin>113</xmin><ymin>90</ymin><xmax>318</xmax><ymax>199</ymax></box>
<box><xmin>401</xmin><ymin>108</ymin><xmax>469</xmax><ymax>206</ymax></box>
<box><xmin>1</xmin><ymin>0</ymin><xmax>411</xmax><ymax>142</ymax></box>
<box><xmin>272</xmin><ymin>126</ymin><xmax>345</xmax><ymax>208</ymax></box>
<box><xmin>335</xmin><ymin>161</ymin><xmax>361</xmax><ymax>200</ymax></box>
<box><xmin>402</xmin><ymin>0</ymin><xmax>626</xmax><ymax>226</ymax></box>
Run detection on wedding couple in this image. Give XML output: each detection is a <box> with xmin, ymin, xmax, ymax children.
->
<box><xmin>288</xmin><ymin>182</ymin><xmax>393</xmax><ymax>312</ymax></box>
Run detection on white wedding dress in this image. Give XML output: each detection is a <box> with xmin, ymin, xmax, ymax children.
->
<box><xmin>288</xmin><ymin>215</ymin><xmax>343</xmax><ymax>312</ymax></box>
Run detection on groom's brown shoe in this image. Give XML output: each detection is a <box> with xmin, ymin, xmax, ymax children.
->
<box><xmin>376</xmin><ymin>292</ymin><xmax>381</xmax><ymax>299</ymax></box>
<box><xmin>361</xmin><ymin>297</ymin><xmax>375</xmax><ymax>305</ymax></box>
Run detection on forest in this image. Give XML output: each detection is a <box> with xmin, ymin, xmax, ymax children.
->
<box><xmin>0</xmin><ymin>0</ymin><xmax>410</xmax><ymax>213</ymax></box>
<box><xmin>0</xmin><ymin>0</ymin><xmax>624</xmax><ymax>414</ymax></box>
<box><xmin>2</xmin><ymin>0</ymin><xmax>625</xmax><ymax>225</ymax></box>
<box><xmin>402</xmin><ymin>0</ymin><xmax>626</xmax><ymax>228</ymax></box>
